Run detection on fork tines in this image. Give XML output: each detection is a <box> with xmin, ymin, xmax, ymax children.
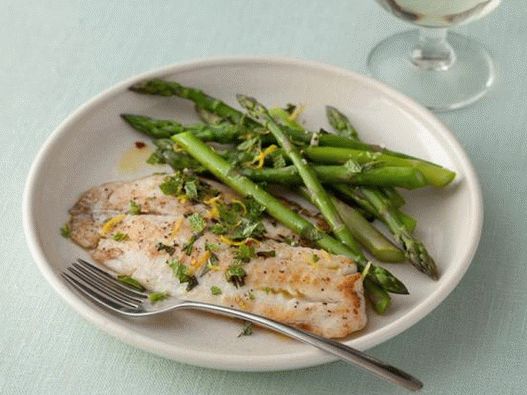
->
<box><xmin>62</xmin><ymin>259</ymin><xmax>147</xmax><ymax>313</ymax></box>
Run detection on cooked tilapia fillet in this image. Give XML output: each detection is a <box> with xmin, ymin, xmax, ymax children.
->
<box><xmin>68</xmin><ymin>174</ymin><xmax>367</xmax><ymax>338</ymax></box>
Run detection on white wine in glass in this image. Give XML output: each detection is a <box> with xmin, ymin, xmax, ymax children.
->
<box><xmin>368</xmin><ymin>0</ymin><xmax>501</xmax><ymax>111</ymax></box>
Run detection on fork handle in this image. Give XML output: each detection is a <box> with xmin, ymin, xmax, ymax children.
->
<box><xmin>175</xmin><ymin>300</ymin><xmax>422</xmax><ymax>391</ymax></box>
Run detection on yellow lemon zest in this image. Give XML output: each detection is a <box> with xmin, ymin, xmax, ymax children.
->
<box><xmin>171</xmin><ymin>217</ymin><xmax>184</xmax><ymax>238</ymax></box>
<box><xmin>100</xmin><ymin>214</ymin><xmax>126</xmax><ymax>236</ymax></box>
<box><xmin>207</xmin><ymin>264</ymin><xmax>222</xmax><ymax>272</ymax></box>
<box><xmin>177</xmin><ymin>195</ymin><xmax>188</xmax><ymax>204</ymax></box>
<box><xmin>219</xmin><ymin>236</ymin><xmax>259</xmax><ymax>246</ymax></box>
<box><xmin>230</xmin><ymin>199</ymin><xmax>247</xmax><ymax>214</ymax></box>
<box><xmin>288</xmin><ymin>104</ymin><xmax>305</xmax><ymax>121</ymax></box>
<box><xmin>235</xmin><ymin>296</ymin><xmax>247</xmax><ymax>309</ymax></box>
<box><xmin>204</xmin><ymin>194</ymin><xmax>222</xmax><ymax>219</ymax></box>
<box><xmin>196</xmin><ymin>250</ymin><xmax>211</xmax><ymax>268</ymax></box>
<box><xmin>250</xmin><ymin>144</ymin><xmax>278</xmax><ymax>169</ymax></box>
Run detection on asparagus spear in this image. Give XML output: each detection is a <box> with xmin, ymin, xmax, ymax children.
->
<box><xmin>121</xmin><ymin>114</ymin><xmax>242</xmax><ymax>144</ymax></box>
<box><xmin>326</xmin><ymin>105</ymin><xmax>359</xmax><ymax>141</ymax></box>
<box><xmin>237</xmin><ymin>94</ymin><xmax>364</xmax><ymax>254</ymax></box>
<box><xmin>129</xmin><ymin>79</ymin><xmax>453</xmax><ymax>169</ymax></box>
<box><xmin>152</xmin><ymin>140</ymin><xmax>425</xmax><ymax>189</ymax></box>
<box><xmin>172</xmin><ymin>131</ymin><xmax>408</xmax><ymax>296</ymax></box>
<box><xmin>240</xmin><ymin>165</ymin><xmax>426</xmax><ymax>189</ymax></box>
<box><xmin>304</xmin><ymin>146</ymin><xmax>455</xmax><ymax>187</ymax></box>
<box><xmin>382</xmin><ymin>187</ymin><xmax>405</xmax><ymax>208</ymax></box>
<box><xmin>299</xmin><ymin>187</ymin><xmax>405</xmax><ymax>262</ymax></box>
<box><xmin>333</xmin><ymin>184</ymin><xmax>417</xmax><ymax>233</ymax></box>
<box><xmin>360</xmin><ymin>188</ymin><xmax>439</xmax><ymax>279</ymax></box>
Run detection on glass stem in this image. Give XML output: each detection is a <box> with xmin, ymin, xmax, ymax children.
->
<box><xmin>411</xmin><ymin>28</ymin><xmax>455</xmax><ymax>71</ymax></box>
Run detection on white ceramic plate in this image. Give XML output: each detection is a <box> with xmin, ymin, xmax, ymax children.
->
<box><xmin>23</xmin><ymin>57</ymin><xmax>483</xmax><ymax>372</ymax></box>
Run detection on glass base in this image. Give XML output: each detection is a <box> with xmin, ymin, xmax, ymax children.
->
<box><xmin>368</xmin><ymin>30</ymin><xmax>495</xmax><ymax>112</ymax></box>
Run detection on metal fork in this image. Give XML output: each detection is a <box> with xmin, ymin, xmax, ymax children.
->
<box><xmin>62</xmin><ymin>259</ymin><xmax>423</xmax><ymax>391</ymax></box>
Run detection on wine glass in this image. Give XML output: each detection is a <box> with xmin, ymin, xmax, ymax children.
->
<box><xmin>368</xmin><ymin>0</ymin><xmax>501</xmax><ymax>111</ymax></box>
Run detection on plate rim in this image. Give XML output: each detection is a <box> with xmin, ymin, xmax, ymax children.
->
<box><xmin>22</xmin><ymin>56</ymin><xmax>484</xmax><ymax>371</ymax></box>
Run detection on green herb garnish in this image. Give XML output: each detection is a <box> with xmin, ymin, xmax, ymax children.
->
<box><xmin>148</xmin><ymin>291</ymin><xmax>169</xmax><ymax>303</ymax></box>
<box><xmin>146</xmin><ymin>151</ymin><xmax>165</xmax><ymax>165</ymax></box>
<box><xmin>211</xmin><ymin>286</ymin><xmax>222</xmax><ymax>296</ymax></box>
<box><xmin>184</xmin><ymin>180</ymin><xmax>198</xmax><ymax>200</ymax></box>
<box><xmin>159</xmin><ymin>174</ymin><xmax>183</xmax><ymax>196</ymax></box>
<box><xmin>167</xmin><ymin>260</ymin><xmax>199</xmax><ymax>291</ymax></box>
<box><xmin>238</xmin><ymin>321</ymin><xmax>254</xmax><ymax>337</ymax></box>
<box><xmin>128</xmin><ymin>200</ymin><xmax>141</xmax><ymax>215</ymax></box>
<box><xmin>112</xmin><ymin>232</ymin><xmax>129</xmax><ymax>242</ymax></box>
<box><xmin>117</xmin><ymin>275</ymin><xmax>145</xmax><ymax>291</ymax></box>
<box><xmin>188</xmin><ymin>213</ymin><xmax>206</xmax><ymax>234</ymax></box>
<box><xmin>234</xmin><ymin>243</ymin><xmax>255</xmax><ymax>263</ymax></box>
<box><xmin>312</xmin><ymin>253</ymin><xmax>320</xmax><ymax>263</ymax></box>
<box><xmin>182</xmin><ymin>234</ymin><xmax>200</xmax><ymax>256</ymax></box>
<box><xmin>60</xmin><ymin>223</ymin><xmax>71</xmax><ymax>239</ymax></box>
<box><xmin>205</xmin><ymin>243</ymin><xmax>220</xmax><ymax>252</ymax></box>
<box><xmin>156</xmin><ymin>242</ymin><xmax>175</xmax><ymax>256</ymax></box>
<box><xmin>263</xmin><ymin>287</ymin><xmax>271</xmax><ymax>294</ymax></box>
<box><xmin>225</xmin><ymin>264</ymin><xmax>247</xmax><ymax>288</ymax></box>
<box><xmin>248</xmin><ymin>291</ymin><xmax>255</xmax><ymax>300</ymax></box>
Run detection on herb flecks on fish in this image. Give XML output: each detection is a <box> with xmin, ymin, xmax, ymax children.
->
<box><xmin>225</xmin><ymin>264</ymin><xmax>247</xmax><ymax>288</ymax></box>
<box><xmin>167</xmin><ymin>260</ymin><xmax>199</xmax><ymax>291</ymax></box>
<box><xmin>117</xmin><ymin>275</ymin><xmax>145</xmax><ymax>291</ymax></box>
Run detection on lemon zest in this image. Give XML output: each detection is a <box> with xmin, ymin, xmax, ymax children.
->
<box><xmin>177</xmin><ymin>195</ymin><xmax>188</xmax><ymax>204</ymax></box>
<box><xmin>204</xmin><ymin>195</ymin><xmax>222</xmax><ymax>220</ymax></box>
<box><xmin>100</xmin><ymin>214</ymin><xmax>126</xmax><ymax>236</ymax></box>
<box><xmin>171</xmin><ymin>218</ymin><xmax>184</xmax><ymax>238</ymax></box>
<box><xmin>219</xmin><ymin>236</ymin><xmax>258</xmax><ymax>246</ymax></box>
<box><xmin>250</xmin><ymin>144</ymin><xmax>278</xmax><ymax>169</ymax></box>
<box><xmin>230</xmin><ymin>199</ymin><xmax>247</xmax><ymax>214</ymax></box>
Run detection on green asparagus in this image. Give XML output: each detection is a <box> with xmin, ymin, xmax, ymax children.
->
<box><xmin>237</xmin><ymin>94</ymin><xmax>363</xmax><ymax>255</ymax></box>
<box><xmin>172</xmin><ymin>131</ymin><xmax>408</xmax><ymax>296</ymax></box>
<box><xmin>360</xmin><ymin>187</ymin><xmax>439</xmax><ymax>279</ymax></box>
<box><xmin>299</xmin><ymin>187</ymin><xmax>405</xmax><ymax>262</ymax></box>
<box><xmin>304</xmin><ymin>146</ymin><xmax>455</xmax><ymax>187</ymax></box>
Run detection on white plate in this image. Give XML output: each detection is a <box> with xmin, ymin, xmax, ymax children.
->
<box><xmin>22</xmin><ymin>57</ymin><xmax>483</xmax><ymax>372</ymax></box>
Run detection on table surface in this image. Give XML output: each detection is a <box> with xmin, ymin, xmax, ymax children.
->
<box><xmin>2</xmin><ymin>1</ymin><xmax>526</xmax><ymax>394</ymax></box>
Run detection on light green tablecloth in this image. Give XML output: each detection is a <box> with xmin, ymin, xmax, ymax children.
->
<box><xmin>1</xmin><ymin>1</ymin><xmax>525</xmax><ymax>394</ymax></box>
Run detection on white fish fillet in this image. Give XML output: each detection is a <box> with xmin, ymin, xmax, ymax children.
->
<box><xmin>68</xmin><ymin>174</ymin><xmax>367</xmax><ymax>338</ymax></box>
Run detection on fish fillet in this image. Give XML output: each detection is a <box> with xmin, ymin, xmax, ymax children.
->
<box><xmin>68</xmin><ymin>174</ymin><xmax>367</xmax><ymax>338</ymax></box>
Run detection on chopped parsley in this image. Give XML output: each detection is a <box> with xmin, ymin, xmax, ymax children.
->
<box><xmin>146</xmin><ymin>150</ymin><xmax>165</xmax><ymax>165</ymax></box>
<box><xmin>159</xmin><ymin>175</ymin><xmax>183</xmax><ymax>196</ymax></box>
<box><xmin>210</xmin><ymin>286</ymin><xmax>222</xmax><ymax>296</ymax></box>
<box><xmin>184</xmin><ymin>180</ymin><xmax>198</xmax><ymax>200</ymax></box>
<box><xmin>182</xmin><ymin>234</ymin><xmax>200</xmax><ymax>256</ymax></box>
<box><xmin>128</xmin><ymin>200</ymin><xmax>141</xmax><ymax>215</ymax></box>
<box><xmin>256</xmin><ymin>250</ymin><xmax>276</xmax><ymax>258</ymax></box>
<box><xmin>117</xmin><ymin>275</ymin><xmax>145</xmax><ymax>291</ymax></box>
<box><xmin>159</xmin><ymin>171</ymin><xmax>218</xmax><ymax>202</ymax></box>
<box><xmin>188</xmin><ymin>213</ymin><xmax>206</xmax><ymax>234</ymax></box>
<box><xmin>248</xmin><ymin>291</ymin><xmax>255</xmax><ymax>300</ymax></box>
<box><xmin>205</xmin><ymin>242</ymin><xmax>220</xmax><ymax>252</ymax></box>
<box><xmin>238</xmin><ymin>321</ymin><xmax>254</xmax><ymax>337</ymax></box>
<box><xmin>263</xmin><ymin>287</ymin><xmax>271</xmax><ymax>294</ymax></box>
<box><xmin>312</xmin><ymin>253</ymin><xmax>320</xmax><ymax>263</ymax></box>
<box><xmin>225</xmin><ymin>264</ymin><xmax>247</xmax><ymax>288</ymax></box>
<box><xmin>148</xmin><ymin>291</ymin><xmax>169</xmax><ymax>303</ymax></box>
<box><xmin>60</xmin><ymin>223</ymin><xmax>71</xmax><ymax>238</ymax></box>
<box><xmin>156</xmin><ymin>242</ymin><xmax>175</xmax><ymax>256</ymax></box>
<box><xmin>112</xmin><ymin>232</ymin><xmax>129</xmax><ymax>242</ymax></box>
<box><xmin>213</xmin><ymin>197</ymin><xmax>266</xmax><ymax>241</ymax></box>
<box><xmin>234</xmin><ymin>243</ymin><xmax>255</xmax><ymax>263</ymax></box>
<box><xmin>167</xmin><ymin>260</ymin><xmax>198</xmax><ymax>291</ymax></box>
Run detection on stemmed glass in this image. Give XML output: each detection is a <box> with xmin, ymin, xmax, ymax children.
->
<box><xmin>368</xmin><ymin>0</ymin><xmax>501</xmax><ymax>111</ymax></box>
